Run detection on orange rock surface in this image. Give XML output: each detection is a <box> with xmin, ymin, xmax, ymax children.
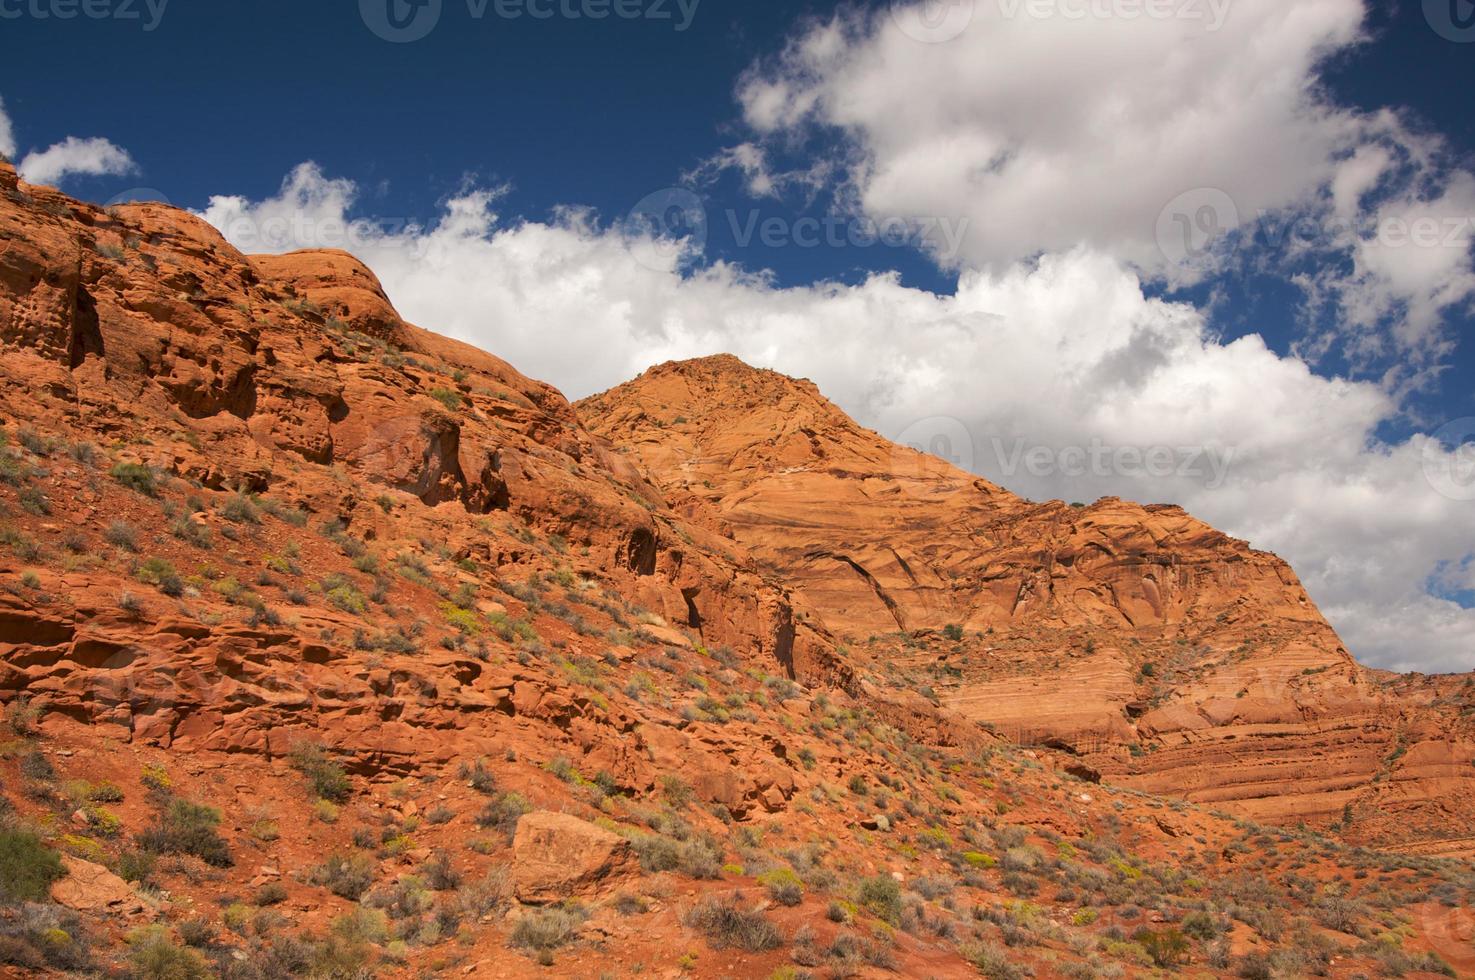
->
<box><xmin>0</xmin><ymin>161</ymin><xmax>1472</xmax><ymax>977</ymax></box>
<box><xmin>578</xmin><ymin>355</ymin><xmax>1475</xmax><ymax>854</ymax></box>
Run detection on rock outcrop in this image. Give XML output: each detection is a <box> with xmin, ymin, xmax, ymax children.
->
<box><xmin>511</xmin><ymin>812</ymin><xmax>639</xmax><ymax>903</ymax></box>
<box><xmin>578</xmin><ymin>355</ymin><xmax>1475</xmax><ymax>853</ymax></box>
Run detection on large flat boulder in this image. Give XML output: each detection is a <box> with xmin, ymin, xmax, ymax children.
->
<box><xmin>511</xmin><ymin>812</ymin><xmax>638</xmax><ymax>904</ymax></box>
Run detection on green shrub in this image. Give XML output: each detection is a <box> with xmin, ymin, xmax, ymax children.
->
<box><xmin>220</xmin><ymin>493</ymin><xmax>260</xmax><ymax>525</ymax></box>
<box><xmin>475</xmin><ymin>792</ymin><xmax>530</xmax><ymax>841</ymax></box>
<box><xmin>0</xmin><ymin>831</ymin><xmax>65</xmax><ymax>904</ymax></box>
<box><xmin>289</xmin><ymin>744</ymin><xmax>351</xmax><ymax>802</ymax></box>
<box><xmin>759</xmin><ymin>868</ymin><xmax>804</xmax><ymax>906</ymax></box>
<box><xmin>960</xmin><ymin>940</ymin><xmax>1029</xmax><ymax>980</ymax></box>
<box><xmin>138</xmin><ymin>800</ymin><xmax>232</xmax><ymax>867</ymax></box>
<box><xmin>126</xmin><ymin>926</ymin><xmax>210</xmax><ymax>980</ymax></box>
<box><xmin>429</xmin><ymin>388</ymin><xmax>463</xmax><ymax>411</ymax></box>
<box><xmin>1134</xmin><ymin>927</ymin><xmax>1190</xmax><ymax>968</ymax></box>
<box><xmin>310</xmin><ymin>853</ymin><xmax>377</xmax><ymax>900</ymax></box>
<box><xmin>857</xmin><ymin>875</ymin><xmax>903</xmax><ymax>925</ymax></box>
<box><xmin>110</xmin><ymin>462</ymin><xmax>158</xmax><ymax>497</ymax></box>
<box><xmin>136</xmin><ymin>558</ymin><xmax>183</xmax><ymax>597</ymax></box>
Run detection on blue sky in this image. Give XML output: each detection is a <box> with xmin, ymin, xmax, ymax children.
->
<box><xmin>2</xmin><ymin>0</ymin><xmax>1473</xmax><ymax>671</ymax></box>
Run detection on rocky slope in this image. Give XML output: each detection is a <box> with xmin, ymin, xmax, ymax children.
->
<box><xmin>0</xmin><ymin>160</ymin><xmax>1472</xmax><ymax>978</ymax></box>
<box><xmin>577</xmin><ymin>355</ymin><xmax>1475</xmax><ymax>854</ymax></box>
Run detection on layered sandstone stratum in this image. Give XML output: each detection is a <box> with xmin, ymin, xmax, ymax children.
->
<box><xmin>0</xmin><ymin>159</ymin><xmax>1471</xmax><ymax>977</ymax></box>
<box><xmin>578</xmin><ymin>356</ymin><xmax>1475</xmax><ymax>855</ymax></box>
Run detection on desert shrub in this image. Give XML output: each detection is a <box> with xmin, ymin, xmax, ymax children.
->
<box><xmin>1133</xmin><ymin>927</ymin><xmax>1190</xmax><ymax>968</ymax></box>
<box><xmin>0</xmin><ymin>904</ymin><xmax>93</xmax><ymax>971</ymax></box>
<box><xmin>1182</xmin><ymin>910</ymin><xmax>1222</xmax><ymax>940</ymax></box>
<box><xmin>136</xmin><ymin>558</ymin><xmax>183</xmax><ymax>596</ymax></box>
<box><xmin>310</xmin><ymin>853</ymin><xmax>377</xmax><ymax>901</ymax></box>
<box><xmin>759</xmin><ymin>867</ymin><xmax>804</xmax><ymax>906</ymax></box>
<box><xmin>429</xmin><ymin>388</ymin><xmax>463</xmax><ymax>411</ymax></box>
<box><xmin>105</xmin><ymin>521</ymin><xmax>139</xmax><ymax>551</ymax></box>
<box><xmin>323</xmin><ymin>576</ymin><xmax>368</xmax><ymax>615</ymax></box>
<box><xmin>0</xmin><ymin>832</ymin><xmax>65</xmax><ymax>904</ymax></box>
<box><xmin>289</xmin><ymin>743</ymin><xmax>351</xmax><ymax>802</ymax></box>
<box><xmin>630</xmin><ymin>832</ymin><xmax>721</xmax><ymax>879</ymax></box>
<box><xmin>254</xmin><ymin>882</ymin><xmax>288</xmax><ymax>906</ymax></box>
<box><xmin>127</xmin><ymin>926</ymin><xmax>211</xmax><ymax>980</ymax></box>
<box><xmin>138</xmin><ymin>799</ymin><xmax>232</xmax><ymax>867</ymax></box>
<box><xmin>961</xmin><ymin>940</ymin><xmax>1031</xmax><ymax>980</ymax></box>
<box><xmin>475</xmin><ymin>792</ymin><xmax>529</xmax><ymax>841</ymax></box>
<box><xmin>456</xmin><ymin>866</ymin><xmax>513</xmax><ymax>916</ymax></box>
<box><xmin>220</xmin><ymin>494</ymin><xmax>260</xmax><ymax>525</ymax></box>
<box><xmin>110</xmin><ymin>462</ymin><xmax>158</xmax><ymax>497</ymax></box>
<box><xmin>682</xmin><ymin>895</ymin><xmax>782</xmax><ymax>952</ymax></box>
<box><xmin>423</xmin><ymin>853</ymin><xmax>462</xmax><ymax>891</ymax></box>
<box><xmin>459</xmin><ymin>759</ymin><xmax>497</xmax><ymax>795</ymax></box>
<box><xmin>857</xmin><ymin>875</ymin><xmax>903</xmax><ymax>925</ymax></box>
<box><xmin>509</xmin><ymin>904</ymin><xmax>587</xmax><ymax>953</ymax></box>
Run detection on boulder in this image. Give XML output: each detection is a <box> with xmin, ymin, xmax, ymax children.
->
<box><xmin>51</xmin><ymin>855</ymin><xmax>152</xmax><ymax>918</ymax></box>
<box><xmin>511</xmin><ymin>811</ymin><xmax>638</xmax><ymax>904</ymax></box>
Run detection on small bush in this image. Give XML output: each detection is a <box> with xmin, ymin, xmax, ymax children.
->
<box><xmin>110</xmin><ymin>462</ymin><xmax>158</xmax><ymax>497</ymax></box>
<box><xmin>220</xmin><ymin>494</ymin><xmax>260</xmax><ymax>525</ymax></box>
<box><xmin>682</xmin><ymin>896</ymin><xmax>782</xmax><ymax>952</ymax></box>
<box><xmin>429</xmin><ymin>388</ymin><xmax>464</xmax><ymax>411</ymax></box>
<box><xmin>126</xmin><ymin>926</ymin><xmax>210</xmax><ymax>980</ymax></box>
<box><xmin>255</xmin><ymin>881</ymin><xmax>288</xmax><ymax>906</ymax></box>
<box><xmin>138</xmin><ymin>799</ymin><xmax>232</xmax><ymax>867</ymax></box>
<box><xmin>104</xmin><ymin>521</ymin><xmax>138</xmax><ymax>551</ymax></box>
<box><xmin>311</xmin><ymin>853</ymin><xmax>377</xmax><ymax>901</ymax></box>
<box><xmin>759</xmin><ymin>867</ymin><xmax>804</xmax><ymax>906</ymax></box>
<box><xmin>136</xmin><ymin>558</ymin><xmax>183</xmax><ymax>597</ymax></box>
<box><xmin>289</xmin><ymin>743</ymin><xmax>351</xmax><ymax>802</ymax></box>
<box><xmin>961</xmin><ymin>940</ymin><xmax>1030</xmax><ymax>980</ymax></box>
<box><xmin>0</xmin><ymin>831</ymin><xmax>65</xmax><ymax>904</ymax></box>
<box><xmin>476</xmin><ymin>792</ymin><xmax>530</xmax><ymax>841</ymax></box>
<box><xmin>509</xmin><ymin>904</ymin><xmax>587</xmax><ymax>953</ymax></box>
<box><xmin>857</xmin><ymin>875</ymin><xmax>903</xmax><ymax>925</ymax></box>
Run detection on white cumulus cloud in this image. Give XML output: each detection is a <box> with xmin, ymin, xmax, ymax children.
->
<box><xmin>18</xmin><ymin>136</ymin><xmax>138</xmax><ymax>187</ymax></box>
<box><xmin>0</xmin><ymin>97</ymin><xmax>15</xmax><ymax>161</ymax></box>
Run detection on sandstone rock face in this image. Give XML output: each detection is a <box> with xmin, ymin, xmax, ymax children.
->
<box><xmin>511</xmin><ymin>811</ymin><xmax>638</xmax><ymax>903</ymax></box>
<box><xmin>578</xmin><ymin>355</ymin><xmax>1475</xmax><ymax>853</ymax></box>
<box><xmin>51</xmin><ymin>855</ymin><xmax>150</xmax><ymax>918</ymax></box>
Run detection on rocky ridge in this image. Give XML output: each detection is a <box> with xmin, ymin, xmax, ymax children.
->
<box><xmin>577</xmin><ymin>355</ymin><xmax>1475</xmax><ymax>854</ymax></box>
